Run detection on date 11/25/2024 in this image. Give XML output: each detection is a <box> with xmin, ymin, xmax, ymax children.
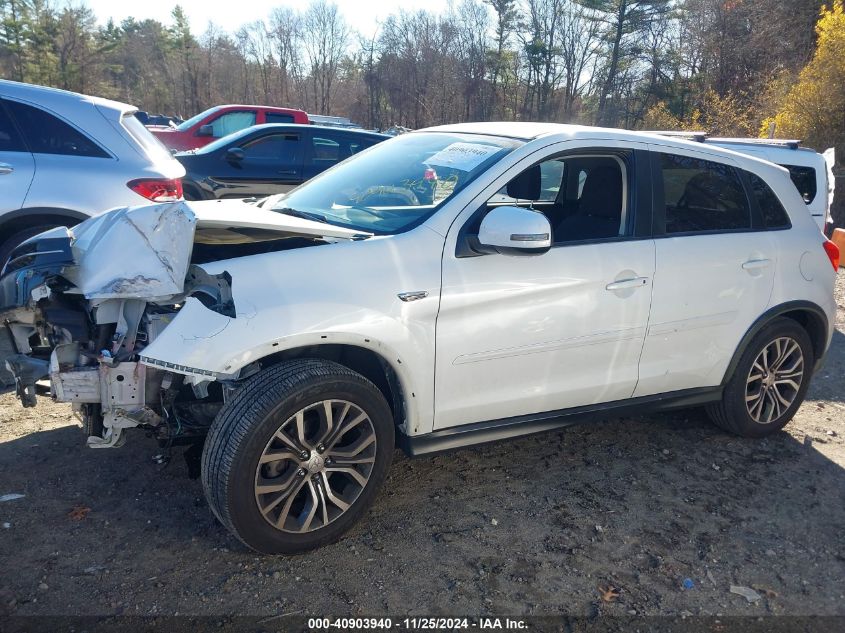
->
<box><xmin>307</xmin><ymin>617</ymin><xmax>528</xmax><ymax>630</ymax></box>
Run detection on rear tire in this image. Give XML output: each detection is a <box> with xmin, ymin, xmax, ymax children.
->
<box><xmin>707</xmin><ymin>317</ymin><xmax>813</xmax><ymax>438</ymax></box>
<box><xmin>201</xmin><ymin>359</ymin><xmax>395</xmax><ymax>554</ymax></box>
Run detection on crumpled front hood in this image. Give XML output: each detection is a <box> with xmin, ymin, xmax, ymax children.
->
<box><xmin>64</xmin><ymin>203</ymin><xmax>196</xmax><ymax>300</ymax></box>
<box><xmin>59</xmin><ymin>200</ymin><xmax>369</xmax><ymax>301</ymax></box>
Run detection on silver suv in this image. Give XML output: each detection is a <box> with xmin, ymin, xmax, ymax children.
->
<box><xmin>0</xmin><ymin>80</ymin><xmax>185</xmax><ymax>263</ymax></box>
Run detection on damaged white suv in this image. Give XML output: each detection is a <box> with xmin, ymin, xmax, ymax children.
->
<box><xmin>0</xmin><ymin>123</ymin><xmax>839</xmax><ymax>554</ymax></box>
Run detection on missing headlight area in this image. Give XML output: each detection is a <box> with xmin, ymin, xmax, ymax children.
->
<box><xmin>5</xmin><ymin>294</ymin><xmax>228</xmax><ymax>449</ymax></box>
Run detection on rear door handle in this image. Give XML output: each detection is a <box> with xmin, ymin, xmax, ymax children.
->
<box><xmin>742</xmin><ymin>258</ymin><xmax>771</xmax><ymax>270</ymax></box>
<box><xmin>278</xmin><ymin>169</ymin><xmax>297</xmax><ymax>176</ymax></box>
<box><xmin>606</xmin><ymin>277</ymin><xmax>649</xmax><ymax>291</ymax></box>
<box><xmin>0</xmin><ymin>163</ymin><xmax>13</xmax><ymax>175</ymax></box>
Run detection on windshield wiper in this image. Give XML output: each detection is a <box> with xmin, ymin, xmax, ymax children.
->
<box><xmin>274</xmin><ymin>207</ymin><xmax>331</xmax><ymax>224</ymax></box>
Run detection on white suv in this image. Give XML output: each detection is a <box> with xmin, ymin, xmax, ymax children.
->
<box><xmin>0</xmin><ymin>80</ymin><xmax>185</xmax><ymax>263</ymax></box>
<box><xmin>0</xmin><ymin>123</ymin><xmax>838</xmax><ymax>554</ymax></box>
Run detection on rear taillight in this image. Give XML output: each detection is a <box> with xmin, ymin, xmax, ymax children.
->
<box><xmin>823</xmin><ymin>239</ymin><xmax>840</xmax><ymax>270</ymax></box>
<box><xmin>128</xmin><ymin>178</ymin><xmax>183</xmax><ymax>202</ymax></box>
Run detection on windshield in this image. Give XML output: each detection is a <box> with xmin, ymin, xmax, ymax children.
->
<box><xmin>272</xmin><ymin>132</ymin><xmax>521</xmax><ymax>234</ymax></box>
<box><xmin>175</xmin><ymin>106</ymin><xmax>221</xmax><ymax>132</ymax></box>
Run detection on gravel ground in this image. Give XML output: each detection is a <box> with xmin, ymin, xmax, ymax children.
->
<box><xmin>0</xmin><ymin>274</ymin><xmax>843</xmax><ymax>619</ymax></box>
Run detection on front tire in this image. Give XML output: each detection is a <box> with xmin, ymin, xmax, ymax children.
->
<box><xmin>707</xmin><ymin>318</ymin><xmax>813</xmax><ymax>438</ymax></box>
<box><xmin>201</xmin><ymin>359</ymin><xmax>395</xmax><ymax>554</ymax></box>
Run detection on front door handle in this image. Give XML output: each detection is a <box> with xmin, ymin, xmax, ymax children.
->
<box><xmin>278</xmin><ymin>169</ymin><xmax>296</xmax><ymax>176</ymax></box>
<box><xmin>0</xmin><ymin>163</ymin><xmax>13</xmax><ymax>175</ymax></box>
<box><xmin>742</xmin><ymin>258</ymin><xmax>771</xmax><ymax>271</ymax></box>
<box><xmin>605</xmin><ymin>277</ymin><xmax>649</xmax><ymax>291</ymax></box>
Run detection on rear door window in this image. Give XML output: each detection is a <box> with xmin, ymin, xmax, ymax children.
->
<box><xmin>311</xmin><ymin>136</ymin><xmax>342</xmax><ymax>165</ymax></box>
<box><xmin>5</xmin><ymin>100</ymin><xmax>109</xmax><ymax>157</ymax></box>
<box><xmin>781</xmin><ymin>164</ymin><xmax>817</xmax><ymax>204</ymax></box>
<box><xmin>265</xmin><ymin>112</ymin><xmax>296</xmax><ymax>124</ymax></box>
<box><xmin>0</xmin><ymin>101</ymin><xmax>26</xmax><ymax>152</ymax></box>
<box><xmin>348</xmin><ymin>137</ymin><xmax>380</xmax><ymax>155</ymax></box>
<box><xmin>242</xmin><ymin>133</ymin><xmax>301</xmax><ymax>164</ymax></box>
<box><xmin>658</xmin><ymin>153</ymin><xmax>751</xmax><ymax>233</ymax></box>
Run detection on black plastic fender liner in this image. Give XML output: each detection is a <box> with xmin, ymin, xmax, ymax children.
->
<box><xmin>184</xmin><ymin>265</ymin><xmax>236</xmax><ymax>318</ymax></box>
<box><xmin>0</xmin><ymin>226</ymin><xmax>74</xmax><ymax>312</ymax></box>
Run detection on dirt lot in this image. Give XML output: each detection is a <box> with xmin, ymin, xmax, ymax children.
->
<box><xmin>1</xmin><ymin>275</ymin><xmax>844</xmax><ymax>619</ymax></box>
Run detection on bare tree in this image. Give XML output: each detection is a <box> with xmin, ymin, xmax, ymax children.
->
<box><xmin>452</xmin><ymin>0</ymin><xmax>490</xmax><ymax>120</ymax></box>
<box><xmin>301</xmin><ymin>0</ymin><xmax>349</xmax><ymax>114</ymax></box>
<box><xmin>238</xmin><ymin>20</ymin><xmax>275</xmax><ymax>103</ymax></box>
<box><xmin>269</xmin><ymin>7</ymin><xmax>302</xmax><ymax>105</ymax></box>
<box><xmin>556</xmin><ymin>1</ymin><xmax>601</xmax><ymax>120</ymax></box>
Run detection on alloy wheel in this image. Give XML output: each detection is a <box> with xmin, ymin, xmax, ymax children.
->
<box><xmin>745</xmin><ymin>336</ymin><xmax>805</xmax><ymax>425</ymax></box>
<box><xmin>254</xmin><ymin>399</ymin><xmax>377</xmax><ymax>533</ymax></box>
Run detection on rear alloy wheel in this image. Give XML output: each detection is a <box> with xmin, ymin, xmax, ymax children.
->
<box><xmin>202</xmin><ymin>359</ymin><xmax>394</xmax><ymax>554</ymax></box>
<box><xmin>744</xmin><ymin>337</ymin><xmax>805</xmax><ymax>425</ymax></box>
<box><xmin>707</xmin><ymin>318</ymin><xmax>813</xmax><ymax>437</ymax></box>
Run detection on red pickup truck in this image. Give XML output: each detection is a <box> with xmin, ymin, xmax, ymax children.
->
<box><xmin>149</xmin><ymin>104</ymin><xmax>309</xmax><ymax>151</ymax></box>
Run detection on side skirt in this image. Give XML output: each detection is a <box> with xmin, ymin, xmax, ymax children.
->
<box><xmin>398</xmin><ymin>387</ymin><xmax>723</xmax><ymax>457</ymax></box>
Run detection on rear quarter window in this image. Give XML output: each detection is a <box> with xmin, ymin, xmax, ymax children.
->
<box><xmin>781</xmin><ymin>164</ymin><xmax>817</xmax><ymax>204</ymax></box>
<box><xmin>121</xmin><ymin>113</ymin><xmax>172</xmax><ymax>162</ymax></box>
<box><xmin>746</xmin><ymin>171</ymin><xmax>791</xmax><ymax>229</ymax></box>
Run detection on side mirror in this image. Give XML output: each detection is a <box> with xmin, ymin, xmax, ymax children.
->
<box><xmin>197</xmin><ymin>124</ymin><xmax>214</xmax><ymax>137</ymax></box>
<box><xmin>475</xmin><ymin>205</ymin><xmax>551</xmax><ymax>255</ymax></box>
<box><xmin>225</xmin><ymin>147</ymin><xmax>245</xmax><ymax>162</ymax></box>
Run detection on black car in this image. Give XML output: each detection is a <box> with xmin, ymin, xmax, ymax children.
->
<box><xmin>176</xmin><ymin>124</ymin><xmax>389</xmax><ymax>200</ymax></box>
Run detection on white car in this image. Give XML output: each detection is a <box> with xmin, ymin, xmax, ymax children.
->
<box><xmin>0</xmin><ymin>123</ymin><xmax>839</xmax><ymax>554</ymax></box>
<box><xmin>0</xmin><ymin>80</ymin><xmax>185</xmax><ymax>263</ymax></box>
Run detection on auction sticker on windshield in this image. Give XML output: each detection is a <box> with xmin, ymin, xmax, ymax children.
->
<box><xmin>426</xmin><ymin>143</ymin><xmax>503</xmax><ymax>171</ymax></box>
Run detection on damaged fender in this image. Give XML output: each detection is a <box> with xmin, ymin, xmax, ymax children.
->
<box><xmin>138</xmin><ymin>228</ymin><xmax>445</xmax><ymax>434</ymax></box>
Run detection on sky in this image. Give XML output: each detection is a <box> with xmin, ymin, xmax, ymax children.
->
<box><xmin>84</xmin><ymin>0</ymin><xmax>453</xmax><ymax>39</ymax></box>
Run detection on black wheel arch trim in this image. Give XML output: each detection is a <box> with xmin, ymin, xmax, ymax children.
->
<box><xmin>0</xmin><ymin>207</ymin><xmax>90</xmax><ymax>231</ymax></box>
<box><xmin>721</xmin><ymin>300</ymin><xmax>830</xmax><ymax>383</ymax></box>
